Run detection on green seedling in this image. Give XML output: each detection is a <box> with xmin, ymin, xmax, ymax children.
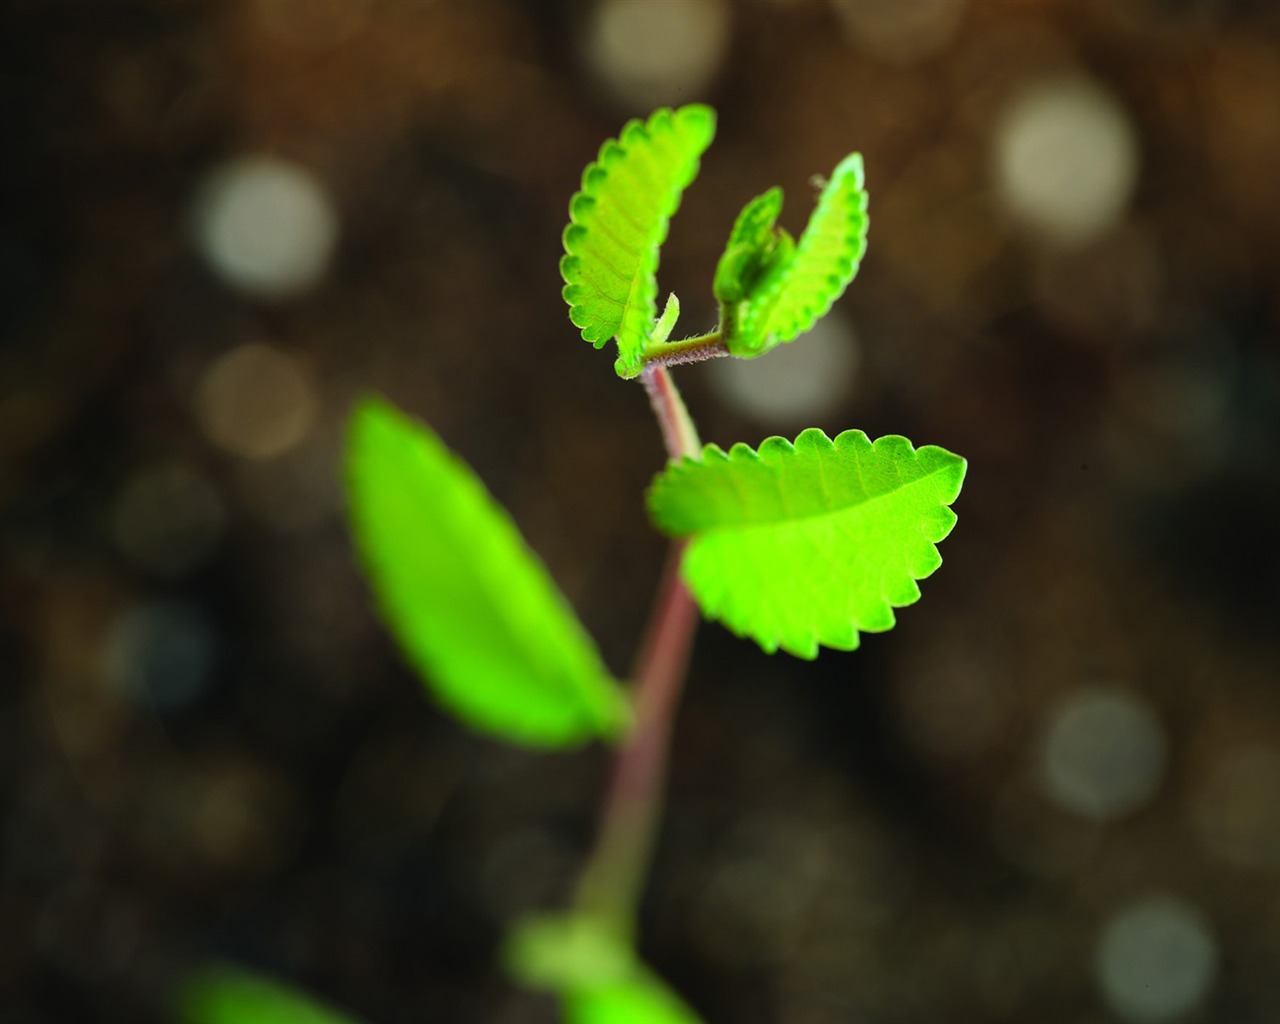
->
<box><xmin>182</xmin><ymin>105</ymin><xmax>965</xmax><ymax>1024</ymax></box>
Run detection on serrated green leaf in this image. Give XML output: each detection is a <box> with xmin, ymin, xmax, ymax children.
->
<box><xmin>178</xmin><ymin>965</ymin><xmax>365</xmax><ymax>1024</ymax></box>
<box><xmin>561</xmin><ymin>105</ymin><xmax>716</xmax><ymax>379</ymax></box>
<box><xmin>647</xmin><ymin>429</ymin><xmax>965</xmax><ymax>658</ymax></box>
<box><xmin>346</xmin><ymin>397</ymin><xmax>630</xmax><ymax>748</ymax></box>
<box><xmin>721</xmin><ymin>154</ymin><xmax>869</xmax><ymax>358</ymax></box>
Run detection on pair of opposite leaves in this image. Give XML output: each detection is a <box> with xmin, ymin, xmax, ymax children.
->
<box><xmin>345</xmin><ymin>104</ymin><xmax>967</xmax><ymax>753</ymax></box>
<box><xmin>561</xmin><ymin>104</ymin><xmax>870</xmax><ymax>374</ymax></box>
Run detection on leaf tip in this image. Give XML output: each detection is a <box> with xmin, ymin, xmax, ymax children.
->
<box><xmin>673</xmin><ymin>102</ymin><xmax>717</xmax><ymax>141</ymax></box>
<box><xmin>833</xmin><ymin>151</ymin><xmax>866</xmax><ymax>190</ymax></box>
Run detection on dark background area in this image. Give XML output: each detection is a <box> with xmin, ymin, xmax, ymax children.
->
<box><xmin>3</xmin><ymin>1</ymin><xmax>1280</xmax><ymax>1022</ymax></box>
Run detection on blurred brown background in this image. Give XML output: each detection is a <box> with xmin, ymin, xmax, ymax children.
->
<box><xmin>3</xmin><ymin>0</ymin><xmax>1280</xmax><ymax>1021</ymax></box>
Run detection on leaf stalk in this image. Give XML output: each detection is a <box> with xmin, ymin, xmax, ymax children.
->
<box><xmin>642</xmin><ymin>330</ymin><xmax>729</xmax><ymax>370</ymax></box>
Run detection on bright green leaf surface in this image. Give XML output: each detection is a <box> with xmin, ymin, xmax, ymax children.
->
<box><xmin>346</xmin><ymin>397</ymin><xmax>630</xmax><ymax>748</ymax></box>
<box><xmin>179</xmin><ymin>965</ymin><xmax>364</xmax><ymax>1024</ymax></box>
<box><xmin>648</xmin><ymin>429</ymin><xmax>965</xmax><ymax>658</ymax></box>
<box><xmin>721</xmin><ymin>154</ymin><xmax>869</xmax><ymax>358</ymax></box>
<box><xmin>561</xmin><ymin>105</ymin><xmax>716</xmax><ymax>379</ymax></box>
<box><xmin>566</xmin><ymin>973</ymin><xmax>705</xmax><ymax>1024</ymax></box>
<box><xmin>712</xmin><ymin>187</ymin><xmax>787</xmax><ymax>306</ymax></box>
<box><xmin>506</xmin><ymin>913</ymin><xmax>703</xmax><ymax>1024</ymax></box>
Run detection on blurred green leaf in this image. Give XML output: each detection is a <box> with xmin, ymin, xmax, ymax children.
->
<box><xmin>648</xmin><ymin>428</ymin><xmax>965</xmax><ymax>658</ymax></box>
<box><xmin>565</xmin><ymin>973</ymin><xmax>704</xmax><ymax>1024</ymax></box>
<box><xmin>346</xmin><ymin>397</ymin><xmax>630</xmax><ymax>748</ymax></box>
<box><xmin>179</xmin><ymin>965</ymin><xmax>364</xmax><ymax>1024</ymax></box>
<box><xmin>505</xmin><ymin>912</ymin><xmax>634</xmax><ymax>992</ymax></box>
<box><xmin>506</xmin><ymin>913</ymin><xmax>703</xmax><ymax>1024</ymax></box>
<box><xmin>561</xmin><ymin>105</ymin><xmax>717</xmax><ymax>378</ymax></box>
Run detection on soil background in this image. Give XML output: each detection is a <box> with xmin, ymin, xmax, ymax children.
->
<box><xmin>3</xmin><ymin>1</ymin><xmax>1280</xmax><ymax>1022</ymax></box>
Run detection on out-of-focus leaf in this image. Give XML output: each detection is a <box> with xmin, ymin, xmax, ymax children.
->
<box><xmin>346</xmin><ymin>397</ymin><xmax>630</xmax><ymax>748</ymax></box>
<box><xmin>178</xmin><ymin>965</ymin><xmax>364</xmax><ymax>1024</ymax></box>
<box><xmin>505</xmin><ymin>913</ymin><xmax>704</xmax><ymax>1024</ymax></box>
<box><xmin>565</xmin><ymin>973</ymin><xmax>705</xmax><ymax>1024</ymax></box>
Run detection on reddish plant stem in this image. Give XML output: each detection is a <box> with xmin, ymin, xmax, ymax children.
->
<box><xmin>574</xmin><ymin>367</ymin><xmax>702</xmax><ymax>937</ymax></box>
<box><xmin>640</xmin><ymin>364</ymin><xmax>701</xmax><ymax>465</ymax></box>
<box><xmin>574</xmin><ymin>541</ymin><xmax>698</xmax><ymax>934</ymax></box>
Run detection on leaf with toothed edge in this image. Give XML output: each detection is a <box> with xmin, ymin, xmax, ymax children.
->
<box><xmin>647</xmin><ymin>429</ymin><xmax>965</xmax><ymax>659</ymax></box>
<box><xmin>718</xmin><ymin>153</ymin><xmax>869</xmax><ymax>358</ymax></box>
<box><xmin>561</xmin><ymin>105</ymin><xmax>716</xmax><ymax>379</ymax></box>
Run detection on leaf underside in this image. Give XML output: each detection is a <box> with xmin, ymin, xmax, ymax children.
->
<box><xmin>179</xmin><ymin>965</ymin><xmax>364</xmax><ymax>1024</ymax></box>
<box><xmin>346</xmin><ymin>397</ymin><xmax>629</xmax><ymax>748</ymax></box>
<box><xmin>648</xmin><ymin>429</ymin><xmax>965</xmax><ymax>659</ymax></box>
<box><xmin>718</xmin><ymin>153</ymin><xmax>869</xmax><ymax>358</ymax></box>
<box><xmin>561</xmin><ymin>104</ymin><xmax>716</xmax><ymax>378</ymax></box>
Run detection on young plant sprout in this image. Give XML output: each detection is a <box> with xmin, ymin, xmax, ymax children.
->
<box><xmin>183</xmin><ymin>104</ymin><xmax>966</xmax><ymax>1024</ymax></box>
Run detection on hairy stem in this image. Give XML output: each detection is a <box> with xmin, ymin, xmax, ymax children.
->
<box><xmin>643</xmin><ymin>330</ymin><xmax>729</xmax><ymax>370</ymax></box>
<box><xmin>575</xmin><ymin>367</ymin><xmax>702</xmax><ymax>938</ymax></box>
<box><xmin>640</xmin><ymin>364</ymin><xmax>701</xmax><ymax>464</ymax></box>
